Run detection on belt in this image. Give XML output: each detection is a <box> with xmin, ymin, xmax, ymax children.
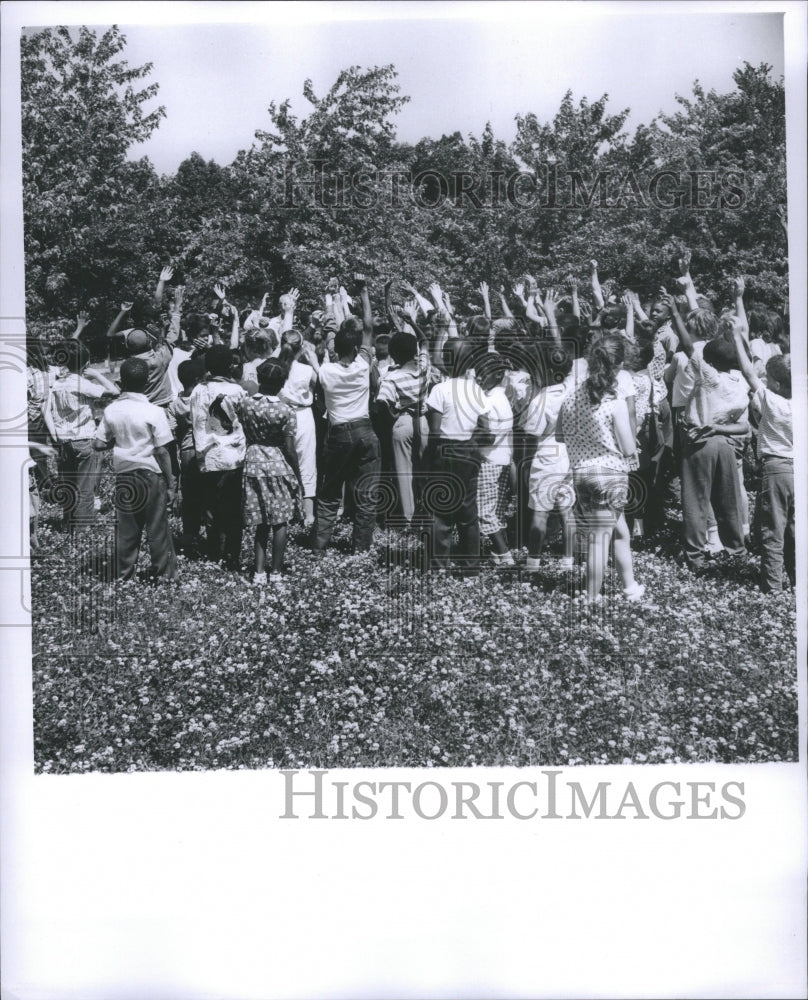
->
<box><xmin>330</xmin><ymin>417</ymin><xmax>371</xmax><ymax>430</ymax></box>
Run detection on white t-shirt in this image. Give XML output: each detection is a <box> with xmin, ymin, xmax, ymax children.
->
<box><xmin>319</xmin><ymin>348</ymin><xmax>372</xmax><ymax>425</ymax></box>
<box><xmin>94</xmin><ymin>392</ymin><xmax>173</xmax><ymax>473</ymax></box>
<box><xmin>752</xmin><ymin>386</ymin><xmax>792</xmax><ymax>459</ymax></box>
<box><xmin>167</xmin><ymin>347</ymin><xmax>192</xmax><ymax>398</ymax></box>
<box><xmin>523</xmin><ymin>383</ymin><xmax>570</xmax><ymax>472</ymax></box>
<box><xmin>478</xmin><ymin>386</ymin><xmax>513</xmax><ymax>465</ymax></box>
<box><xmin>426</xmin><ymin>374</ymin><xmax>491</xmax><ymax>441</ymax></box>
<box><xmin>669</xmin><ymin>339</ymin><xmax>706</xmax><ymax>408</ymax></box>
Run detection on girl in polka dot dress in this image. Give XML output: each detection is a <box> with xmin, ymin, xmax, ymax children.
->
<box><xmin>559</xmin><ymin>335</ymin><xmax>644</xmax><ymax>604</ymax></box>
<box><xmin>213</xmin><ymin>359</ymin><xmax>302</xmax><ymax>585</ymax></box>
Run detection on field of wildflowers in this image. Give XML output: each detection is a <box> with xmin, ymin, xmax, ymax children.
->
<box><xmin>31</xmin><ymin>473</ymin><xmax>798</xmax><ymax>773</ymax></box>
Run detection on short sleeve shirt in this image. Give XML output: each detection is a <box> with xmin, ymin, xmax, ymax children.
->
<box><xmin>684</xmin><ymin>355</ymin><xmax>749</xmax><ymax>428</ymax></box>
<box><xmin>50</xmin><ymin>373</ymin><xmax>106</xmax><ymax>441</ymax></box>
<box><xmin>426</xmin><ymin>374</ymin><xmax>491</xmax><ymax>441</ymax></box>
<box><xmin>376</xmin><ymin>353</ymin><xmax>434</xmax><ymax>417</ymax></box>
<box><xmin>523</xmin><ymin>383</ymin><xmax>570</xmax><ymax>471</ymax></box>
<box><xmin>561</xmin><ymin>381</ymin><xmax>628</xmax><ymax>473</ymax></box>
<box><xmin>279</xmin><ymin>359</ymin><xmax>315</xmax><ymax>408</ymax></box>
<box><xmin>135</xmin><ymin>343</ymin><xmax>174</xmax><ymax>406</ymax></box>
<box><xmin>752</xmin><ymin>386</ymin><xmax>792</xmax><ymax>459</ymax></box>
<box><xmin>94</xmin><ymin>392</ymin><xmax>173</xmax><ymax>473</ymax></box>
<box><xmin>189</xmin><ymin>378</ymin><xmax>247</xmax><ymax>472</ymax></box>
<box><xmin>319</xmin><ymin>347</ymin><xmax>372</xmax><ymax>424</ymax></box>
<box><xmin>478</xmin><ymin>386</ymin><xmax>513</xmax><ymax>465</ymax></box>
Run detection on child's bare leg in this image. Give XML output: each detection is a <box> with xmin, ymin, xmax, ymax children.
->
<box><xmin>561</xmin><ymin>510</ymin><xmax>575</xmax><ymax>560</ymax></box>
<box><xmin>528</xmin><ymin>510</ymin><xmax>549</xmax><ymax>558</ymax></box>
<box><xmin>254</xmin><ymin>525</ymin><xmax>269</xmax><ymax>574</ymax></box>
<box><xmin>271</xmin><ymin>523</ymin><xmax>288</xmax><ymax>574</ymax></box>
<box><xmin>585</xmin><ymin>512</ymin><xmax>614</xmax><ymax>601</ymax></box>
<box><xmin>612</xmin><ymin>513</ymin><xmax>636</xmax><ymax>590</ymax></box>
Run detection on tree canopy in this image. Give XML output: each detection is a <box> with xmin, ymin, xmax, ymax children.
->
<box><xmin>20</xmin><ymin>25</ymin><xmax>788</xmax><ymax>342</ymax></box>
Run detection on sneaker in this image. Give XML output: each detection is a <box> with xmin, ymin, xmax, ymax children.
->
<box><xmin>559</xmin><ymin>556</ymin><xmax>575</xmax><ymax>570</ymax></box>
<box><xmin>622</xmin><ymin>582</ymin><xmax>646</xmax><ymax>602</ymax></box>
<box><xmin>93</xmin><ymin>497</ymin><xmax>102</xmax><ymax>512</ymax></box>
<box><xmin>524</xmin><ymin>556</ymin><xmax>541</xmax><ymax>572</ymax></box>
<box><xmin>252</xmin><ymin>571</ymin><xmax>267</xmax><ymax>586</ymax></box>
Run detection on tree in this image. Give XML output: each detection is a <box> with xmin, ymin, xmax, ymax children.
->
<box><xmin>21</xmin><ymin>25</ymin><xmax>165</xmax><ymax>329</ymax></box>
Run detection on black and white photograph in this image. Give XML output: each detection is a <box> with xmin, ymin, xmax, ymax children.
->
<box><xmin>1</xmin><ymin>1</ymin><xmax>806</xmax><ymax>997</ymax></box>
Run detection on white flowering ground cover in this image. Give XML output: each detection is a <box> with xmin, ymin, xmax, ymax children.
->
<box><xmin>32</xmin><ymin>469</ymin><xmax>797</xmax><ymax>773</ymax></box>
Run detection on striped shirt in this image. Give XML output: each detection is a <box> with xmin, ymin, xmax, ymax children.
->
<box><xmin>376</xmin><ymin>352</ymin><xmax>436</xmax><ymax>417</ymax></box>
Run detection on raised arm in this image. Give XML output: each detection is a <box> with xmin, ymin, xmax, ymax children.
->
<box><xmin>567</xmin><ymin>275</ymin><xmax>580</xmax><ymax>320</ymax></box>
<box><xmin>168</xmin><ymin>285</ymin><xmax>184</xmax><ymax>345</ymax></box>
<box><xmin>478</xmin><ymin>281</ymin><xmax>492</xmax><ymax>322</ymax></box>
<box><xmin>281</xmin><ymin>288</ymin><xmax>299</xmax><ymax>334</ymax></box>
<box><xmin>676</xmin><ymin>251</ymin><xmax>699</xmax><ymax>314</ymax></box>
<box><xmin>589</xmin><ymin>259</ymin><xmax>605</xmax><ymax>311</ymax></box>
<box><xmin>498</xmin><ymin>285</ymin><xmax>514</xmax><ymax>319</ymax></box>
<box><xmin>384</xmin><ymin>279</ymin><xmax>404</xmax><ymax>333</ymax></box>
<box><xmin>732</xmin><ymin>276</ymin><xmax>748</xmax><ymax>335</ymax></box>
<box><xmin>621</xmin><ymin>293</ymin><xmax>634</xmax><ymax>342</ymax></box>
<box><xmin>355</xmin><ymin>274</ymin><xmax>374</xmax><ymax>350</ymax></box>
<box><xmin>661</xmin><ymin>289</ymin><xmax>693</xmax><ymax>357</ymax></box>
<box><xmin>154</xmin><ymin>265</ymin><xmax>174</xmax><ymax>309</ymax></box>
<box><xmin>542</xmin><ymin>288</ymin><xmax>562</xmax><ymax>346</ymax></box>
<box><xmin>71</xmin><ymin>310</ymin><xmax>91</xmax><ymax>341</ymax></box>
<box><xmin>730</xmin><ymin>315</ymin><xmax>762</xmax><ymax>393</ymax></box>
<box><xmin>106</xmin><ymin>301</ymin><xmax>133</xmax><ymax>340</ymax></box>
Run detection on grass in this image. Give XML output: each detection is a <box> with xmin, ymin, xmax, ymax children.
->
<box><xmin>31</xmin><ymin>464</ymin><xmax>798</xmax><ymax>772</ymax></box>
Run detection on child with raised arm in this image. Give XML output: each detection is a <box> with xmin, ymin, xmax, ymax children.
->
<box><xmin>212</xmin><ymin>359</ymin><xmax>303</xmax><ymax>585</ymax></box>
<box><xmin>730</xmin><ymin>318</ymin><xmax>793</xmax><ymax>592</ymax></box>
<box><xmin>93</xmin><ymin>358</ymin><xmax>177</xmax><ymax>581</ymax></box>
<box><xmin>559</xmin><ymin>336</ymin><xmax>643</xmax><ymax>603</ymax></box>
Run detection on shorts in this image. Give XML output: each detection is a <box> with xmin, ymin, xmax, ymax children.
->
<box><xmin>528</xmin><ymin>463</ymin><xmax>576</xmax><ymax>513</ymax></box>
<box><xmin>573</xmin><ymin>467</ymin><xmax>629</xmax><ymax>520</ymax></box>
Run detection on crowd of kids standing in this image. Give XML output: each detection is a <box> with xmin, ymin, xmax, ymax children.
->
<box><xmin>26</xmin><ymin>255</ymin><xmax>794</xmax><ymax>601</ymax></box>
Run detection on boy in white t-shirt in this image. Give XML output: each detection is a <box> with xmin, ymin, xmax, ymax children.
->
<box><xmin>94</xmin><ymin>358</ymin><xmax>177</xmax><ymax>581</ymax></box>
<box><xmin>313</xmin><ymin>276</ymin><xmax>381</xmax><ymax>554</ymax></box>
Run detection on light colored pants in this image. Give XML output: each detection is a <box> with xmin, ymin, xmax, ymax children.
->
<box><xmin>392</xmin><ymin>412</ymin><xmax>428</xmax><ymax>523</ymax></box>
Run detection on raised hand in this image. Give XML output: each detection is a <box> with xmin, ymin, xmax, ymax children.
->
<box><xmin>543</xmin><ymin>287</ymin><xmax>561</xmax><ymax>313</ymax></box>
<box><xmin>579</xmin><ymin>300</ymin><xmax>593</xmax><ymax>321</ymax></box>
<box><xmin>677</xmin><ymin>250</ymin><xmax>691</xmax><ymax>276</ymax></box>
<box><xmin>402</xmin><ymin>297</ymin><xmax>418</xmax><ymax>322</ymax></box>
<box><xmin>353</xmin><ymin>273</ymin><xmax>367</xmax><ymax>289</ymax></box>
<box><xmin>213</xmin><ymin>283</ymin><xmax>226</xmax><ymax>300</ymax></box>
<box><xmin>159</xmin><ymin>265</ymin><xmax>175</xmax><ymax>283</ymax></box>
<box><xmin>193</xmin><ymin>336</ymin><xmax>209</xmax><ymax>351</ymax></box>
<box><xmin>172</xmin><ymin>286</ymin><xmax>185</xmax><ymax>310</ymax></box>
<box><xmin>477</xmin><ymin>280</ymin><xmax>490</xmax><ymax>299</ymax></box>
<box><xmin>513</xmin><ymin>282</ymin><xmax>526</xmax><ymax>302</ymax></box>
<box><xmin>121</xmin><ymin>301</ymin><xmax>133</xmax><ymax>313</ymax></box>
<box><xmin>428</xmin><ymin>282</ymin><xmax>444</xmax><ymax>308</ymax></box>
<box><xmin>76</xmin><ymin>310</ymin><xmax>90</xmax><ymax>327</ymax></box>
<box><xmin>589</xmin><ymin>259</ymin><xmax>598</xmax><ymax>273</ymax></box>
<box><xmin>621</xmin><ymin>293</ymin><xmax>634</xmax><ymax>312</ymax></box>
<box><xmin>443</xmin><ymin>291</ymin><xmax>454</xmax><ymax>314</ymax></box>
<box><xmin>566</xmin><ymin>274</ymin><xmax>578</xmax><ymax>292</ymax></box>
<box><xmin>733</xmin><ymin>276</ymin><xmax>745</xmax><ymax>297</ymax></box>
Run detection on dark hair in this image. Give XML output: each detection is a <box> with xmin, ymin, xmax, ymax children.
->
<box><xmin>388</xmin><ymin>331</ymin><xmax>418</xmax><ymax>366</ymax></box>
<box><xmin>766</xmin><ymin>354</ymin><xmax>791</xmax><ymax>398</ymax></box>
<box><xmin>185</xmin><ymin>313</ymin><xmax>212</xmax><ymax>339</ymax></box>
<box><xmin>442</xmin><ymin>338</ymin><xmax>475</xmax><ymax>378</ymax></box>
<box><xmin>465</xmin><ymin>316</ymin><xmax>490</xmax><ymax>350</ymax></box>
<box><xmin>230</xmin><ymin>350</ymin><xmax>244</xmax><ymax>380</ymax></box>
<box><xmin>540</xmin><ymin>342</ymin><xmax>573</xmax><ymax>385</ymax></box>
<box><xmin>53</xmin><ymin>339</ymin><xmax>90</xmax><ymax>374</ymax></box>
<box><xmin>119</xmin><ymin>357</ymin><xmax>149</xmax><ymax>392</ymax></box>
<box><xmin>703</xmin><ymin>338</ymin><xmax>738</xmax><ymax>372</ymax></box>
<box><xmin>205</xmin><ymin>344</ymin><xmax>233</xmax><ymax>377</ymax></box>
<box><xmin>278</xmin><ymin>329</ymin><xmax>303</xmax><ymax>367</ymax></box>
<box><xmin>475</xmin><ymin>352</ymin><xmax>507</xmax><ymax>391</ymax></box>
<box><xmin>178</xmin><ymin>357</ymin><xmax>205</xmax><ymax>390</ymax></box>
<box><xmin>586</xmin><ymin>335</ymin><xmax>625</xmax><ymax>405</ymax></box>
<box><xmin>26</xmin><ymin>337</ymin><xmax>50</xmax><ymax>372</ymax></box>
<box><xmin>600</xmin><ymin>305</ymin><xmax>627</xmax><ymax>331</ymax></box>
<box><xmin>256</xmin><ymin>358</ymin><xmax>288</xmax><ymax>395</ymax></box>
<box><xmin>334</xmin><ymin>317</ymin><xmax>363</xmax><ymax>357</ymax></box>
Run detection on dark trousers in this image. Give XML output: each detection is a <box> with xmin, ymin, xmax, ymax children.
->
<box><xmin>759</xmin><ymin>456</ymin><xmax>795</xmax><ymax>592</ymax></box>
<box><xmin>680</xmin><ymin>435</ymin><xmax>745</xmax><ymax>568</ymax></box>
<box><xmin>114</xmin><ymin>470</ymin><xmax>177</xmax><ymax>580</ymax></box>
<box><xmin>56</xmin><ymin>439</ymin><xmax>101</xmax><ymax>532</ymax></box>
<box><xmin>315</xmin><ymin>419</ymin><xmax>381</xmax><ymax>553</ymax></box>
<box><xmin>201</xmin><ymin>468</ymin><xmax>243</xmax><ymax>566</ymax></box>
<box><xmin>426</xmin><ymin>438</ymin><xmax>481</xmax><ymax>570</ymax></box>
<box><xmin>179</xmin><ymin>448</ymin><xmax>203</xmax><ymax>542</ymax></box>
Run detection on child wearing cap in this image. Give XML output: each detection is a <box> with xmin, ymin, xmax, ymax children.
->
<box><xmin>93</xmin><ymin>358</ymin><xmax>177</xmax><ymax>581</ymax></box>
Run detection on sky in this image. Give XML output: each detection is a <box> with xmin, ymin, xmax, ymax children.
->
<box><xmin>21</xmin><ymin>3</ymin><xmax>785</xmax><ymax>176</ymax></box>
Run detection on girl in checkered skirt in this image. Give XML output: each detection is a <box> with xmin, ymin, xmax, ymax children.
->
<box><xmin>475</xmin><ymin>354</ymin><xmax>516</xmax><ymax>568</ymax></box>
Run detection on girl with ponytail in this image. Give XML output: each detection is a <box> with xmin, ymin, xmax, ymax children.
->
<box><xmin>277</xmin><ymin>328</ymin><xmax>320</xmax><ymax>527</ymax></box>
<box><xmin>559</xmin><ymin>335</ymin><xmax>644</xmax><ymax>603</ymax></box>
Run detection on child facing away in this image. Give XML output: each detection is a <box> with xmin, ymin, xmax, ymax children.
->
<box><xmin>93</xmin><ymin>358</ymin><xmax>177</xmax><ymax>581</ymax></box>
<box><xmin>49</xmin><ymin>340</ymin><xmax>120</xmax><ymax>534</ymax></box>
<box><xmin>212</xmin><ymin>359</ymin><xmax>303</xmax><ymax>585</ymax></box>
<box><xmin>166</xmin><ymin>357</ymin><xmax>206</xmax><ymax>553</ymax></box>
<box><xmin>475</xmin><ymin>353</ymin><xmax>516</xmax><ymax>568</ymax></box>
<box><xmin>522</xmin><ymin>344</ymin><xmax>576</xmax><ymax>572</ymax></box>
<box><xmin>731</xmin><ymin>319</ymin><xmax>794</xmax><ymax>592</ymax></box>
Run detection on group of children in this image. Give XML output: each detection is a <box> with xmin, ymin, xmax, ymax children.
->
<box><xmin>26</xmin><ymin>257</ymin><xmax>794</xmax><ymax>600</ymax></box>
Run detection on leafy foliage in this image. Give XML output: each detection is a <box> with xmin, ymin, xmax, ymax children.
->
<box><xmin>21</xmin><ymin>28</ymin><xmax>788</xmax><ymax>335</ymax></box>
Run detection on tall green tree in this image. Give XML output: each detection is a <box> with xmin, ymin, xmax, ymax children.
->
<box><xmin>21</xmin><ymin>25</ymin><xmax>166</xmax><ymax>328</ymax></box>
